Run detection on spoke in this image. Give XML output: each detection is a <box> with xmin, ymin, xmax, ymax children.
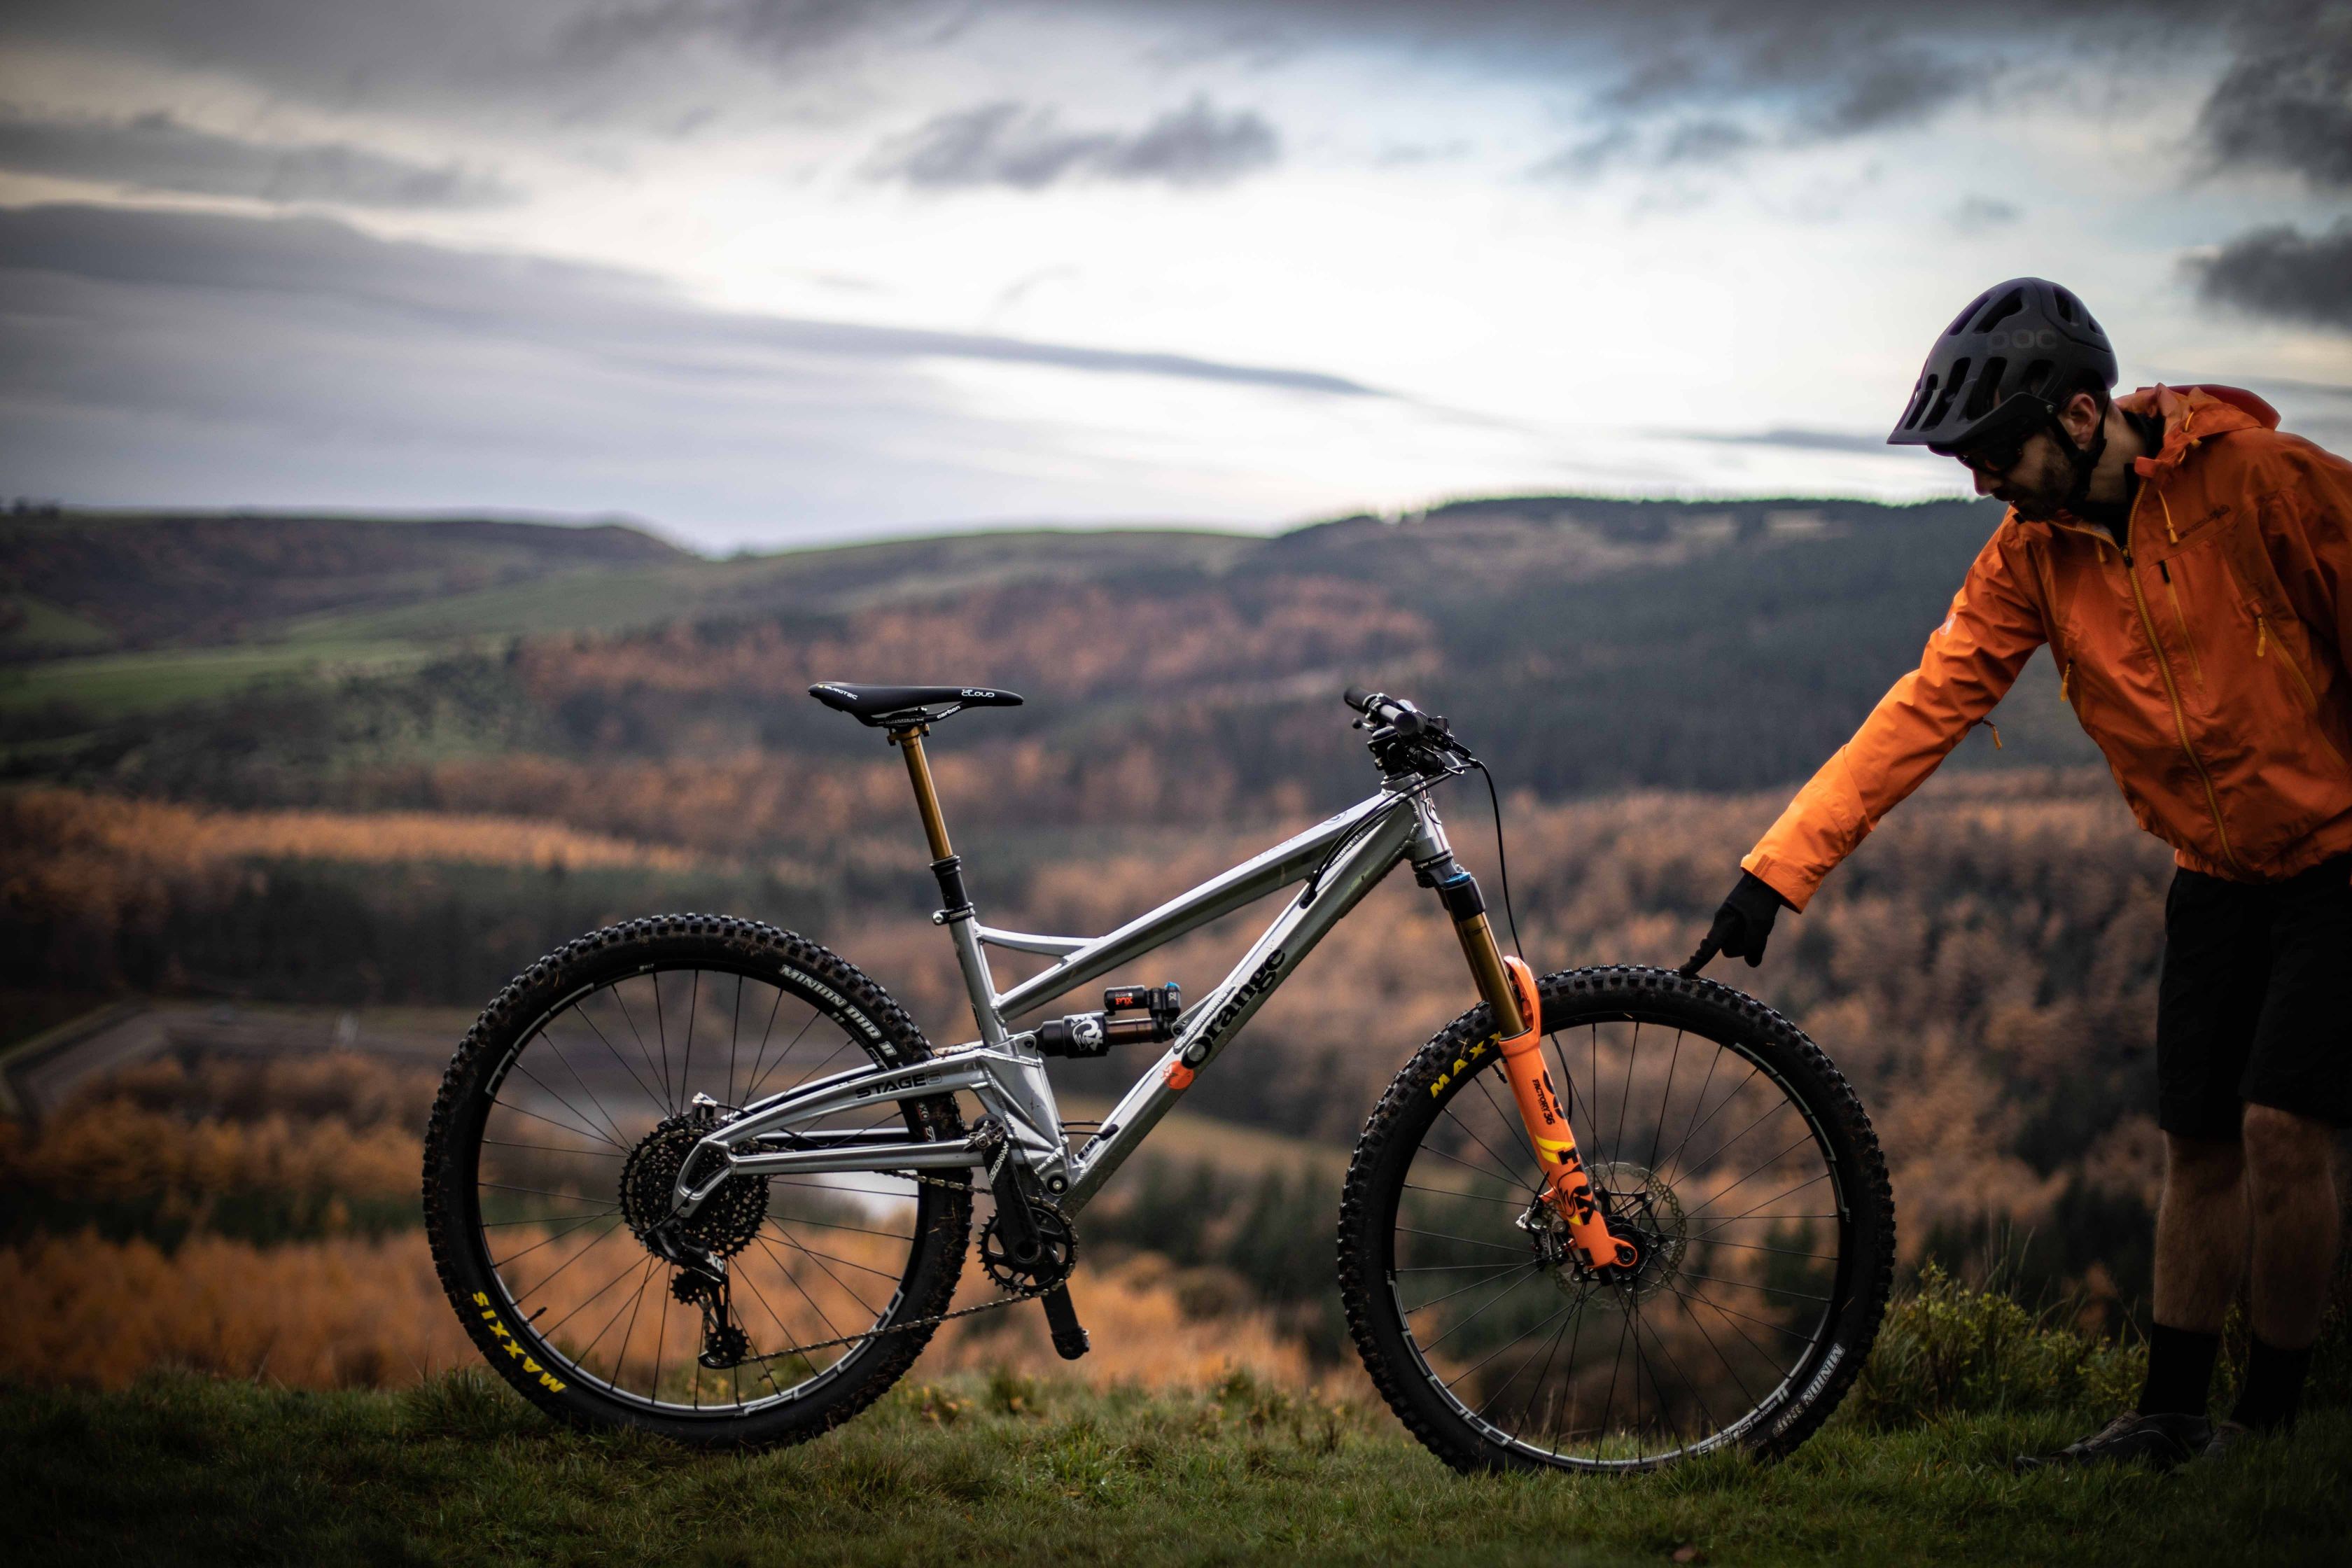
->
<box><xmin>1675</xmin><ymin>1095</ymin><xmax>1798</xmax><ymax>1189</ymax></box>
<box><xmin>746</xmin><ymin>1008</ymin><xmax>827</xmax><ymax>1101</ymax></box>
<box><xmin>1470</xmin><ymin>1072</ymin><xmax>1541</xmax><ymax>1173</ymax></box>
<box><xmin>1597</xmin><ymin>1301</ymin><xmax>1633</xmax><ymax>1448</ymax></box>
<box><xmin>1670</xmin><ymin>1278</ymin><xmax>1782</xmax><ymax>1368</ymax></box>
<box><xmin>1674</xmin><ymin>1284</ymin><xmax>1763</xmax><ymax>1410</ymax></box>
<box><xmin>1675</xmin><ymin>1268</ymin><xmax>1832</xmax><ymax>1305</ymax></box>
<box><xmin>1441</xmin><ymin>1297</ymin><xmax>1576</xmax><ymax>1399</ymax></box>
<box><xmin>767</xmin><ymin>1212</ymin><xmax>916</xmax><ymax>1244</ymax></box>
<box><xmin>1418</xmin><ymin>1141</ymin><xmax>1541</xmax><ymax>1196</ymax></box>
<box><xmin>1424</xmin><ymin>1267</ymin><xmax>1542</xmax><ymax>1354</ymax></box>
<box><xmin>1662</xmin><ymin>1047</ymin><xmax>1726</xmax><ymax>1186</ymax></box>
<box><xmin>489</xmin><ymin>1210</ymin><xmax>621</xmax><ymax>1266</ymax></box>
<box><xmin>1684</xmin><ymin>1207</ymin><xmax>1840</xmax><ymax>1238</ymax></box>
<box><xmin>681</xmin><ymin>969</ymin><xmax>699</xmax><ymax>1105</ymax></box>
<box><xmin>1636</xmin><ymin>1299</ymin><xmax>1714</xmax><ymax>1450</ymax></box>
<box><xmin>1402</xmin><ymin>1182</ymin><xmax>1536</xmax><ymax>1209</ymax></box>
<box><xmin>727</xmin><ymin>972</ymin><xmax>746</xmax><ymax>1107</ymax></box>
<box><xmin>607</xmin><ymin>982</ymin><xmax>672</xmax><ymax>1116</ymax></box>
<box><xmin>1682</xmin><ymin>1138</ymin><xmax>1825</xmax><ymax>1219</ymax></box>
<box><xmin>1441</xmin><ymin>1105</ymin><xmax>1536</xmax><ymax>1192</ymax></box>
<box><xmin>503</xmin><ymin>1064</ymin><xmax>626</xmax><ymax>1153</ymax></box>
<box><xmin>732</xmin><ymin>1255</ymin><xmax>817</xmax><ymax>1370</ymax></box>
<box><xmin>1668</xmin><ymin>1283</ymin><xmax>1820</xmax><ymax>1344</ymax></box>
<box><xmin>615</xmin><ymin>1251</ymin><xmax>657</xmax><ymax>1395</ymax></box>
<box><xmin>480</xmin><ymin>1180</ymin><xmax>609</xmax><ymax>1204</ymax></box>
<box><xmin>1612</xmin><ymin>1021</ymin><xmax>1639</xmax><ymax>1169</ymax></box>
<box><xmin>1401</xmin><ymin>1262</ymin><xmax>1541</xmax><ymax>1317</ymax></box>
<box><xmin>1546</xmin><ymin>1285</ymin><xmax>1592</xmax><ymax>1454</ymax></box>
<box><xmin>757</xmin><ymin>1236</ymin><xmax>848</xmax><ymax>1342</ymax></box>
<box><xmin>739</xmin><ymin>983</ymin><xmax>788</xmax><ymax>1102</ymax></box>
<box><xmin>1693</xmin><ymin>1235</ymin><xmax>1837</xmax><ymax>1262</ymax></box>
<box><xmin>498</xmin><ymin>1101</ymin><xmax>628</xmax><ymax>1152</ymax></box>
<box><xmin>572</xmin><ymin>1002</ymin><xmax>669</xmax><ymax>1121</ymax></box>
<box><xmin>1394</xmin><ymin>1260</ymin><xmax>1536</xmax><ymax>1277</ymax></box>
<box><xmin>1642</xmin><ymin>1029</ymin><xmax>1686</xmax><ymax>1175</ymax></box>
<box><xmin>535</xmin><ymin>1023</ymin><xmax>633</xmax><ymax>1148</ymax></box>
<box><xmin>482</xmin><ymin>1212</ymin><xmax>617</xmax><ymax>1228</ymax></box>
<box><xmin>1395</xmin><ymin>1225</ymin><xmax>1536</xmax><ymax>1256</ymax></box>
<box><xmin>574</xmin><ymin>1256</ymin><xmax>657</xmax><ymax>1377</ymax></box>
<box><xmin>762</xmin><ymin>1226</ymin><xmax>894</xmax><ymax>1315</ymax></box>
<box><xmin>652</xmin><ymin>970</ymin><xmax>673</xmax><ymax>1110</ymax></box>
<box><xmin>1503</xmin><ymin>1292</ymin><xmax>1580</xmax><ymax>1438</ymax></box>
<box><xmin>1656</xmin><ymin>1063</ymin><xmax>1763</xmax><ymax>1182</ymax></box>
<box><xmin>510</xmin><ymin>1222</ymin><xmax>620</xmax><ymax>1305</ymax></box>
<box><xmin>482</xmin><ymin>1139</ymin><xmax>626</xmax><ymax>1159</ymax></box>
<box><xmin>538</xmin><ymin>1249</ymin><xmax>652</xmax><ymax>1340</ymax></box>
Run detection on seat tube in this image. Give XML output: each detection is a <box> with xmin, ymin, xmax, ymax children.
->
<box><xmin>893</xmin><ymin>725</ymin><xmax>1004</xmax><ymax>1045</ymax></box>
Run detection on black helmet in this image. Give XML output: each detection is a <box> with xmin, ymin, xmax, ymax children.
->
<box><xmin>1887</xmin><ymin>277</ymin><xmax>2118</xmax><ymax>451</ymax></box>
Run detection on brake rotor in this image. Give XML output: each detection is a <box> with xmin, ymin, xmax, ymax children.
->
<box><xmin>619</xmin><ymin>1114</ymin><xmax>768</xmax><ymax>1259</ymax></box>
<box><xmin>1586</xmin><ymin>1160</ymin><xmax>1688</xmax><ymax>1301</ymax></box>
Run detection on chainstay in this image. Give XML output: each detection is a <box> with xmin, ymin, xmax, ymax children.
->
<box><xmin>734</xmin><ymin>1168</ymin><xmax>1052</xmax><ymax>1368</ymax></box>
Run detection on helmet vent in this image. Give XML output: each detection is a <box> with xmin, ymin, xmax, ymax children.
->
<box><xmin>1947</xmin><ymin>290</ymin><xmax>1993</xmax><ymax>338</ymax></box>
<box><xmin>1900</xmin><ymin>374</ymin><xmax>1939</xmax><ymax>431</ymax></box>
<box><xmin>1962</xmin><ymin>358</ymin><xmax>2009</xmax><ymax>421</ymax></box>
<box><xmin>1923</xmin><ymin>358</ymin><xmax>1970</xmax><ymax>430</ymax></box>
<box><xmin>2052</xmin><ymin>287</ymin><xmax>2080</xmax><ymax>324</ymax></box>
<box><xmin>2021</xmin><ymin>358</ymin><xmax>2055</xmax><ymax>397</ymax></box>
<box><xmin>1973</xmin><ymin>288</ymin><xmax>2025</xmax><ymax>333</ymax></box>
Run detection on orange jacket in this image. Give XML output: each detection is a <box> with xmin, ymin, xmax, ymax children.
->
<box><xmin>1746</xmin><ymin>385</ymin><xmax>2352</xmax><ymax>911</ymax></box>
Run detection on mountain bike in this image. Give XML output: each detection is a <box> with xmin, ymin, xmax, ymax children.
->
<box><xmin>424</xmin><ymin>683</ymin><xmax>1893</xmax><ymax>1471</ymax></box>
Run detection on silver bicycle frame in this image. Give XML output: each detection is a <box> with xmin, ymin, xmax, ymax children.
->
<box><xmin>675</xmin><ymin>779</ymin><xmax>1455</xmax><ymax>1218</ymax></box>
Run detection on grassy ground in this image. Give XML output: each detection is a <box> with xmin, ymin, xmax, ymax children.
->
<box><xmin>4</xmin><ymin>1371</ymin><xmax>2344</xmax><ymax>1567</ymax></box>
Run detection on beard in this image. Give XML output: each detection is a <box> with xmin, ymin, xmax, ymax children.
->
<box><xmin>1991</xmin><ymin>438</ymin><xmax>2080</xmax><ymax>522</ymax></box>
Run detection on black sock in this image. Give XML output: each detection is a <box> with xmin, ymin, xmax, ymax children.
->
<box><xmin>2232</xmin><ymin>1336</ymin><xmax>2315</xmax><ymax>1432</ymax></box>
<box><xmin>2137</xmin><ymin>1323</ymin><xmax>2221</xmax><ymax>1418</ymax></box>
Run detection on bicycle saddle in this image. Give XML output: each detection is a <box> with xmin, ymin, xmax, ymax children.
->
<box><xmin>807</xmin><ymin>682</ymin><xmax>1025</xmax><ymax>727</ymax></box>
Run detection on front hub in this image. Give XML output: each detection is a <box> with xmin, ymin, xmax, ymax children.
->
<box><xmin>1523</xmin><ymin>1160</ymin><xmax>1687</xmax><ymax>1301</ymax></box>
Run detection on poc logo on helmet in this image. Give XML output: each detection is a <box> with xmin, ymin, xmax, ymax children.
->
<box><xmin>1982</xmin><ymin>328</ymin><xmax>2060</xmax><ymax>351</ymax></box>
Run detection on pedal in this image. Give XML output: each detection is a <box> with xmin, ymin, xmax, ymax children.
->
<box><xmin>1041</xmin><ymin>1284</ymin><xmax>1091</xmax><ymax>1360</ymax></box>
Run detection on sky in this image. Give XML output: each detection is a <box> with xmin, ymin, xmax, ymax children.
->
<box><xmin>1</xmin><ymin>1</ymin><xmax>2348</xmax><ymax>550</ymax></box>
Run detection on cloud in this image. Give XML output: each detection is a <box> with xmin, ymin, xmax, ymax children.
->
<box><xmin>867</xmin><ymin>96</ymin><xmax>1278</xmax><ymax>190</ymax></box>
<box><xmin>0</xmin><ymin>108</ymin><xmax>517</xmax><ymax>208</ymax></box>
<box><xmin>0</xmin><ymin>201</ymin><xmax>1382</xmax><ymax>396</ymax></box>
<box><xmin>1682</xmin><ymin>427</ymin><xmax>1899</xmax><ymax>455</ymax></box>
<box><xmin>2188</xmin><ymin>220</ymin><xmax>2352</xmax><ymax>331</ymax></box>
<box><xmin>2194</xmin><ymin>9</ymin><xmax>2352</xmax><ymax>189</ymax></box>
<box><xmin>1949</xmin><ymin>195</ymin><xmax>2019</xmax><ymax>230</ymax></box>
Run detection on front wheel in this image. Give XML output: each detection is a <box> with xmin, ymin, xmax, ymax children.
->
<box><xmin>1338</xmin><ymin>965</ymin><xmax>1893</xmax><ymax>1472</ymax></box>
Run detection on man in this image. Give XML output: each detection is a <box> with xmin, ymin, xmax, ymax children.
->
<box><xmin>1684</xmin><ymin>277</ymin><xmax>2352</xmax><ymax>1468</ymax></box>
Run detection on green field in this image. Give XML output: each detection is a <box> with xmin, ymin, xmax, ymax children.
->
<box><xmin>6</xmin><ymin>1371</ymin><xmax>2344</xmax><ymax>1567</ymax></box>
<box><xmin>0</xmin><ymin>638</ymin><xmax>434</xmax><ymax>715</ymax></box>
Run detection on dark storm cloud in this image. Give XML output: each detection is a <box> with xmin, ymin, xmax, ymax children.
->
<box><xmin>0</xmin><ymin>109</ymin><xmax>516</xmax><ymax>208</ymax></box>
<box><xmin>0</xmin><ymin>202</ymin><xmax>1382</xmax><ymax>395</ymax></box>
<box><xmin>2190</xmin><ymin>221</ymin><xmax>2352</xmax><ymax>332</ymax></box>
<box><xmin>2194</xmin><ymin>8</ymin><xmax>2352</xmax><ymax>190</ymax></box>
<box><xmin>868</xmin><ymin>97</ymin><xmax>1278</xmax><ymax>190</ymax></box>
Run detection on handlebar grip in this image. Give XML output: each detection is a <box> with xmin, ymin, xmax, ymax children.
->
<box><xmin>1343</xmin><ymin>687</ymin><xmax>1376</xmax><ymax>713</ymax></box>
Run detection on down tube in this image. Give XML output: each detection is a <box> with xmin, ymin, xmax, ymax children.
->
<box><xmin>1060</xmin><ymin>801</ymin><xmax>1420</xmax><ymax>1212</ymax></box>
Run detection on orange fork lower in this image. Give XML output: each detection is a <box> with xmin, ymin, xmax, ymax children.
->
<box><xmin>1495</xmin><ymin>956</ymin><xmax>1636</xmax><ymax>1271</ymax></box>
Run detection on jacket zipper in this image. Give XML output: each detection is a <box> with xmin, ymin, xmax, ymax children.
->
<box><xmin>2160</xmin><ymin>561</ymin><xmax>2206</xmax><ymax>690</ymax></box>
<box><xmin>2119</xmin><ymin>493</ymin><xmax>2242</xmax><ymax>871</ymax></box>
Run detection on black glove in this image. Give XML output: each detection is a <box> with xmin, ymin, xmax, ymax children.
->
<box><xmin>1680</xmin><ymin>872</ymin><xmax>1790</xmax><ymax>975</ymax></box>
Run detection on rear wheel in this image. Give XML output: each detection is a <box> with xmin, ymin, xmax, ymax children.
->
<box><xmin>1338</xmin><ymin>965</ymin><xmax>1893</xmax><ymax>1472</ymax></box>
<box><xmin>422</xmin><ymin>915</ymin><xmax>970</xmax><ymax>1446</ymax></box>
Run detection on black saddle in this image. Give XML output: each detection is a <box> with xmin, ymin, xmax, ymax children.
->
<box><xmin>808</xmin><ymin>682</ymin><xmax>1025</xmax><ymax>727</ymax></box>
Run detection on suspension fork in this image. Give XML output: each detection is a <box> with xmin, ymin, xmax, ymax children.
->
<box><xmin>1419</xmin><ymin>842</ymin><xmax>1637</xmax><ymax>1272</ymax></box>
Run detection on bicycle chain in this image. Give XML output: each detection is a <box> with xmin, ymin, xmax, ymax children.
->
<box><xmin>732</xmin><ymin>1168</ymin><xmax>1055</xmax><ymax>1369</ymax></box>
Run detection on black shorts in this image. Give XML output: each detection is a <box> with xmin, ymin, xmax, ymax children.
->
<box><xmin>2157</xmin><ymin>853</ymin><xmax>2352</xmax><ymax>1140</ymax></box>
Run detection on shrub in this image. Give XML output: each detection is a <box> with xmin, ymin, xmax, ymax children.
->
<box><xmin>1848</xmin><ymin>1262</ymin><xmax>2143</xmax><ymax>1428</ymax></box>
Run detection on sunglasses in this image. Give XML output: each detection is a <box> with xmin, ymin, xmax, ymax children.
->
<box><xmin>1939</xmin><ymin>419</ymin><xmax>2039</xmax><ymax>479</ymax></box>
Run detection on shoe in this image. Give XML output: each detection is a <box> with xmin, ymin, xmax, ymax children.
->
<box><xmin>2202</xmin><ymin>1420</ymin><xmax>2253</xmax><ymax>1461</ymax></box>
<box><xmin>2012</xmin><ymin>1410</ymin><xmax>2212</xmax><ymax>1473</ymax></box>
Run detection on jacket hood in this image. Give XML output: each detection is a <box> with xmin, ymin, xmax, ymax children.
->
<box><xmin>2117</xmin><ymin>384</ymin><xmax>2280</xmax><ymax>478</ymax></box>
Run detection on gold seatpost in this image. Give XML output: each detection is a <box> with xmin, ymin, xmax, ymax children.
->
<box><xmin>892</xmin><ymin>725</ymin><xmax>955</xmax><ymax>862</ymax></box>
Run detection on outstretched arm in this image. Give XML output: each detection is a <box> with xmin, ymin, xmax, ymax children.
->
<box><xmin>1740</xmin><ymin>526</ymin><xmax>2049</xmax><ymax>913</ymax></box>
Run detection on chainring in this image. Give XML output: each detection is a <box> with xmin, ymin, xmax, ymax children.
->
<box><xmin>979</xmin><ymin>1200</ymin><xmax>1077</xmax><ymax>1294</ymax></box>
<box><xmin>619</xmin><ymin>1114</ymin><xmax>768</xmax><ymax>1259</ymax></box>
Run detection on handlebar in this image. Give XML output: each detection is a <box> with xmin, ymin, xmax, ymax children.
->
<box><xmin>1343</xmin><ymin>687</ymin><xmax>1469</xmax><ymax>774</ymax></box>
